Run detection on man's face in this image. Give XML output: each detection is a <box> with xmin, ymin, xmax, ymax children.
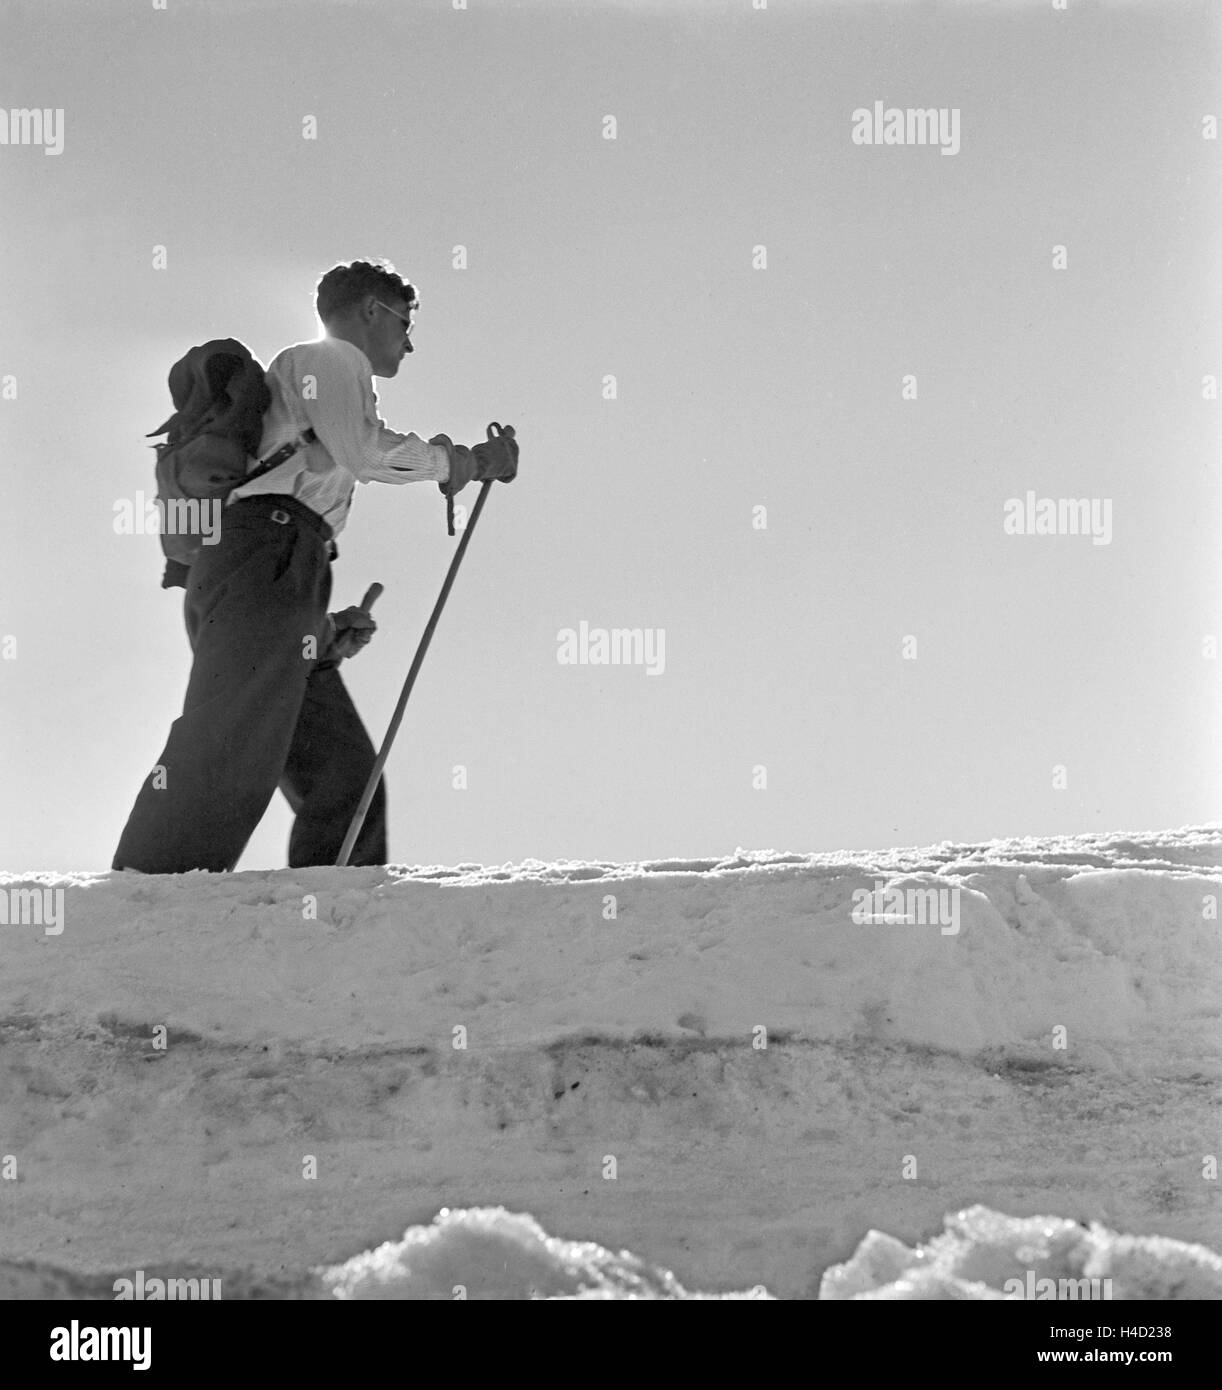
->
<box><xmin>368</xmin><ymin>295</ymin><xmax>415</xmax><ymax>378</ymax></box>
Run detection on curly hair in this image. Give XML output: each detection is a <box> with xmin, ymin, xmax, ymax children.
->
<box><xmin>315</xmin><ymin>259</ymin><xmax>418</xmax><ymax>323</ymax></box>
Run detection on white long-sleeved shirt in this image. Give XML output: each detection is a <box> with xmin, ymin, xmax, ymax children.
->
<box><xmin>228</xmin><ymin>336</ymin><xmax>449</xmax><ymax>536</ymax></box>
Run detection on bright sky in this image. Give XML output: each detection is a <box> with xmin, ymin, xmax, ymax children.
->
<box><xmin>1</xmin><ymin>0</ymin><xmax>1218</xmax><ymax>872</ymax></box>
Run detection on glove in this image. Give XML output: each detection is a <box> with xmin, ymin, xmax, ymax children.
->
<box><xmin>430</xmin><ymin>427</ymin><xmax>519</xmax><ymax>499</ymax></box>
<box><xmin>326</xmin><ymin>606</ymin><xmax>377</xmax><ymax>662</ymax></box>
<box><xmin>478</xmin><ymin>425</ymin><xmax>518</xmax><ymax>482</ymax></box>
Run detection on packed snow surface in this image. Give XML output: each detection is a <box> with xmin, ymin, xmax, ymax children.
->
<box><xmin>1</xmin><ymin>826</ymin><xmax>1219</xmax><ymax>1298</ymax></box>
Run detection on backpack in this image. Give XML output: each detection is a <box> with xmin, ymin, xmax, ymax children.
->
<box><xmin>147</xmin><ymin>338</ymin><xmax>315</xmax><ymax>589</ymax></box>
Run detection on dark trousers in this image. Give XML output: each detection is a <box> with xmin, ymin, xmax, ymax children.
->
<box><xmin>112</xmin><ymin>497</ymin><xmax>387</xmax><ymax>873</ymax></box>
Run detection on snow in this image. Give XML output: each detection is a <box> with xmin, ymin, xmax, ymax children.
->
<box><xmin>319</xmin><ymin>1206</ymin><xmax>753</xmax><ymax>1300</ymax></box>
<box><xmin>315</xmin><ymin>1203</ymin><xmax>1222</xmax><ymax>1301</ymax></box>
<box><xmin>820</xmin><ymin>1205</ymin><xmax>1222</xmax><ymax>1301</ymax></box>
<box><xmin>1</xmin><ymin>825</ymin><xmax>1219</xmax><ymax>1298</ymax></box>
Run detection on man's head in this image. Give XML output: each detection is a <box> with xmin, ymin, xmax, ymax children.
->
<box><xmin>315</xmin><ymin>259</ymin><xmax>418</xmax><ymax>378</ymax></box>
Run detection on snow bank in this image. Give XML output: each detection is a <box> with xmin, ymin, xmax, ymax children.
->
<box><xmin>820</xmin><ymin>1204</ymin><xmax>1222</xmax><ymax>1301</ymax></box>
<box><xmin>318</xmin><ymin>1206</ymin><xmax>766</xmax><ymax>1299</ymax></box>
<box><xmin>1</xmin><ymin>826</ymin><xmax>1218</xmax><ymax>1298</ymax></box>
<box><xmin>5</xmin><ymin>826</ymin><xmax>1220</xmax><ymax>1071</ymax></box>
<box><xmin>316</xmin><ymin>1202</ymin><xmax>1222</xmax><ymax>1300</ymax></box>
<box><xmin>318</xmin><ymin>1202</ymin><xmax>1222</xmax><ymax>1300</ymax></box>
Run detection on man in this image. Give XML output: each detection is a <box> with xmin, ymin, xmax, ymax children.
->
<box><xmin>112</xmin><ymin>259</ymin><xmax>518</xmax><ymax>873</ymax></box>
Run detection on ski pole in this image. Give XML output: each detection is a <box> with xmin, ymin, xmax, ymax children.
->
<box><xmin>335</xmin><ymin>429</ymin><xmax>505</xmax><ymax>866</ymax></box>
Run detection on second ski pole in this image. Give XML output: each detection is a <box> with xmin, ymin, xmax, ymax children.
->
<box><xmin>335</xmin><ymin>424</ymin><xmax>507</xmax><ymax>866</ymax></box>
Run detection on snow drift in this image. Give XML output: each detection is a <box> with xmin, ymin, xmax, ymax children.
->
<box><xmin>1</xmin><ymin>826</ymin><xmax>1219</xmax><ymax>1298</ymax></box>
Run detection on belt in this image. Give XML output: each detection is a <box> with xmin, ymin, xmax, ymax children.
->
<box><xmin>227</xmin><ymin>494</ymin><xmax>338</xmax><ymax>558</ymax></box>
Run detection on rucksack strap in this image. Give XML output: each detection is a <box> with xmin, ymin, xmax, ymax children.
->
<box><xmin>239</xmin><ymin>427</ymin><xmax>317</xmax><ymax>487</ymax></box>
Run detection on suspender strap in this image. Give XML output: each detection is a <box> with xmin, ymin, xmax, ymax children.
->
<box><xmin>241</xmin><ymin>427</ymin><xmax>317</xmax><ymax>486</ymax></box>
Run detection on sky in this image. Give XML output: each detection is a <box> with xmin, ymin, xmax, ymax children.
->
<box><xmin>0</xmin><ymin>0</ymin><xmax>1219</xmax><ymax>872</ymax></box>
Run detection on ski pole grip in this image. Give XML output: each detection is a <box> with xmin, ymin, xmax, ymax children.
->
<box><xmin>359</xmin><ymin>583</ymin><xmax>384</xmax><ymax>613</ymax></box>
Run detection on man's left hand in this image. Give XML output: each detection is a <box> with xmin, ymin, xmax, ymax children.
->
<box><xmin>329</xmin><ymin>606</ymin><xmax>377</xmax><ymax>660</ymax></box>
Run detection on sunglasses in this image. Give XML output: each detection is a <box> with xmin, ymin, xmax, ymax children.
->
<box><xmin>373</xmin><ymin>299</ymin><xmax>416</xmax><ymax>339</ymax></box>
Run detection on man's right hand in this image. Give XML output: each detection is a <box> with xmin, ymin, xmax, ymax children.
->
<box><xmin>431</xmin><ymin>427</ymin><xmax>519</xmax><ymax>498</ymax></box>
<box><xmin>474</xmin><ymin>426</ymin><xmax>518</xmax><ymax>482</ymax></box>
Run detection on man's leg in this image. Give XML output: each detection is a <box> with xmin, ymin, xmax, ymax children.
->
<box><xmin>279</xmin><ymin>664</ymin><xmax>388</xmax><ymax>867</ymax></box>
<box><xmin>112</xmin><ymin>511</ymin><xmax>330</xmax><ymax>873</ymax></box>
